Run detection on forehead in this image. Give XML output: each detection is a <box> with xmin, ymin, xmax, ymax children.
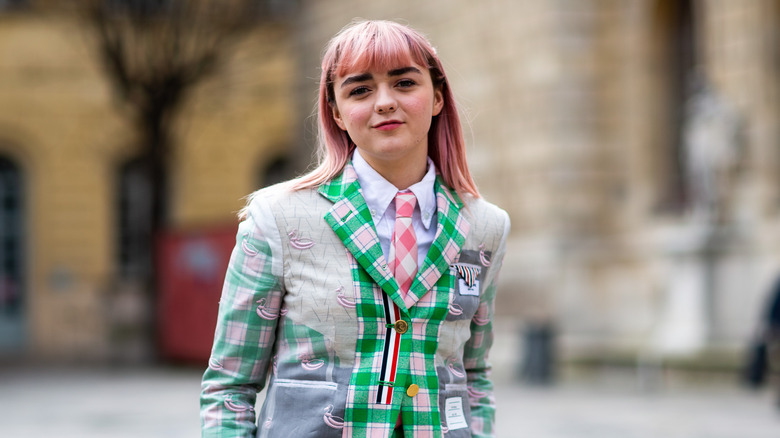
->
<box><xmin>334</xmin><ymin>63</ymin><xmax>428</xmax><ymax>83</ymax></box>
<box><xmin>333</xmin><ymin>42</ymin><xmax>428</xmax><ymax>79</ymax></box>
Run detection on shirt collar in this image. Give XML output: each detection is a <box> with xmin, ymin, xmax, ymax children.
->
<box><xmin>351</xmin><ymin>149</ymin><xmax>437</xmax><ymax>230</ymax></box>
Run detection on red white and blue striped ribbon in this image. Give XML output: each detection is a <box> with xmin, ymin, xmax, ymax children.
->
<box><xmin>455</xmin><ymin>265</ymin><xmax>481</xmax><ymax>288</ymax></box>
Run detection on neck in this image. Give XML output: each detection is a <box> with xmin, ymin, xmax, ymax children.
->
<box><xmin>361</xmin><ymin>151</ymin><xmax>428</xmax><ymax>190</ymax></box>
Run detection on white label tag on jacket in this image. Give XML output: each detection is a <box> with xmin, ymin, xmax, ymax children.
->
<box><xmin>445</xmin><ymin>397</ymin><xmax>468</xmax><ymax>430</ymax></box>
<box><xmin>458</xmin><ymin>278</ymin><xmax>480</xmax><ymax>296</ymax></box>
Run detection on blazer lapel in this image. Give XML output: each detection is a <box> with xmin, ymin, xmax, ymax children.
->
<box><xmin>403</xmin><ymin>176</ymin><xmax>470</xmax><ymax>309</ymax></box>
<box><xmin>319</xmin><ymin>164</ymin><xmax>409</xmax><ymax>313</ymax></box>
<box><xmin>320</xmin><ymin>167</ymin><xmax>470</xmax><ymax>312</ymax></box>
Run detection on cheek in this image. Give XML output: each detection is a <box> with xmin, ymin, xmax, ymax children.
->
<box><xmin>344</xmin><ymin>106</ymin><xmax>371</xmax><ymax>127</ymax></box>
<box><xmin>405</xmin><ymin>97</ymin><xmax>433</xmax><ymax>120</ymax></box>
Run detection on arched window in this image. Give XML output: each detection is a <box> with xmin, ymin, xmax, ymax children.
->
<box><xmin>654</xmin><ymin>0</ymin><xmax>697</xmax><ymax>212</ymax></box>
<box><xmin>259</xmin><ymin>154</ymin><xmax>296</xmax><ymax>189</ymax></box>
<box><xmin>0</xmin><ymin>155</ymin><xmax>25</xmax><ymax>351</ymax></box>
<box><xmin>118</xmin><ymin>157</ymin><xmax>153</xmax><ymax>280</ymax></box>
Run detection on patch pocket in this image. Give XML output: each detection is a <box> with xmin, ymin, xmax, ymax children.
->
<box><xmin>447</xmin><ymin>264</ymin><xmax>482</xmax><ymax>321</ymax></box>
<box><xmin>261</xmin><ymin>379</ymin><xmax>345</xmax><ymax>437</ymax></box>
<box><xmin>439</xmin><ymin>384</ymin><xmax>472</xmax><ymax>437</ymax></box>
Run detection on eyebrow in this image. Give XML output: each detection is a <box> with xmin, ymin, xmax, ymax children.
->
<box><xmin>339</xmin><ymin>73</ymin><xmax>372</xmax><ymax>89</ymax></box>
<box><xmin>388</xmin><ymin>66</ymin><xmax>422</xmax><ymax>77</ymax></box>
<box><xmin>339</xmin><ymin>66</ymin><xmax>423</xmax><ymax>89</ymax></box>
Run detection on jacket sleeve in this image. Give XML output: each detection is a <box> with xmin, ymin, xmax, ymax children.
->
<box><xmin>200</xmin><ymin>197</ymin><xmax>285</xmax><ymax>437</ymax></box>
<box><xmin>462</xmin><ymin>210</ymin><xmax>510</xmax><ymax>438</ymax></box>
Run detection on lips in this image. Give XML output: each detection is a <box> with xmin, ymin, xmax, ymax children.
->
<box><xmin>373</xmin><ymin>120</ymin><xmax>403</xmax><ymax>130</ymax></box>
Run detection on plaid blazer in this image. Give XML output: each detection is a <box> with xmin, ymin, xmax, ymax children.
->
<box><xmin>201</xmin><ymin>164</ymin><xmax>510</xmax><ymax>438</ymax></box>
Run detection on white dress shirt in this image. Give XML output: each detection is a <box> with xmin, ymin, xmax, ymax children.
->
<box><xmin>351</xmin><ymin>149</ymin><xmax>438</xmax><ymax>268</ymax></box>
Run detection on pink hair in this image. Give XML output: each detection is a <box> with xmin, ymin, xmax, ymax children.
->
<box><xmin>291</xmin><ymin>19</ymin><xmax>480</xmax><ymax>199</ymax></box>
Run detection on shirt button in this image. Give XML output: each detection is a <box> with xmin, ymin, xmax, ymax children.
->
<box><xmin>406</xmin><ymin>384</ymin><xmax>419</xmax><ymax>397</ymax></box>
<box><xmin>370</xmin><ymin>209</ymin><xmax>377</xmax><ymax>217</ymax></box>
<box><xmin>394</xmin><ymin>320</ymin><xmax>408</xmax><ymax>334</ymax></box>
<box><xmin>423</xmin><ymin>212</ymin><xmax>431</xmax><ymax>220</ymax></box>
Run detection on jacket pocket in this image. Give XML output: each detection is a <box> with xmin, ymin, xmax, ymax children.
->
<box><xmin>447</xmin><ymin>263</ymin><xmax>482</xmax><ymax>321</ymax></box>
<box><xmin>439</xmin><ymin>384</ymin><xmax>472</xmax><ymax>437</ymax></box>
<box><xmin>258</xmin><ymin>378</ymin><xmax>345</xmax><ymax>438</ymax></box>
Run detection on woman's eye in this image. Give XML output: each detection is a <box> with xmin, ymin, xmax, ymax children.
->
<box><xmin>348</xmin><ymin>86</ymin><xmax>370</xmax><ymax>97</ymax></box>
<box><xmin>397</xmin><ymin>79</ymin><xmax>416</xmax><ymax>88</ymax></box>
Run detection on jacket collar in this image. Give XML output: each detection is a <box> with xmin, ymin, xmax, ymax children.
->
<box><xmin>319</xmin><ymin>163</ymin><xmax>470</xmax><ymax>312</ymax></box>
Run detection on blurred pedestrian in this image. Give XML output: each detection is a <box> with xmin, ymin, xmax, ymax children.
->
<box><xmin>200</xmin><ymin>20</ymin><xmax>510</xmax><ymax>437</ymax></box>
<box><xmin>743</xmin><ymin>276</ymin><xmax>780</xmax><ymax>403</ymax></box>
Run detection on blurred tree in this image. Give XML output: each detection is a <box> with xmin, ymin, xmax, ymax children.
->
<box><xmin>0</xmin><ymin>0</ymin><xmax>27</xmax><ymax>10</ymax></box>
<box><xmin>77</xmin><ymin>0</ymin><xmax>282</xmax><ymax>227</ymax></box>
<box><xmin>70</xmin><ymin>0</ymin><xmax>290</xmax><ymax>359</ymax></box>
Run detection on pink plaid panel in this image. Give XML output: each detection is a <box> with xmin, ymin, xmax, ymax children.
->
<box><xmin>352</xmin><ymin>224</ymin><xmax>378</xmax><ymax>252</ymax></box>
<box><xmin>231</xmin><ymin>287</ymin><xmax>256</xmax><ymax>310</ymax></box>
<box><xmin>219</xmin><ymin>356</ymin><xmax>246</xmax><ymax>378</ymax></box>
<box><xmin>390</xmin><ymin>191</ymin><xmax>418</xmax><ymax>296</ymax></box>
<box><xmin>332</xmin><ymin>200</ymin><xmax>353</xmax><ymax>223</ymax></box>
<box><xmin>224</xmin><ymin>321</ymin><xmax>248</xmax><ymax>346</ymax></box>
<box><xmin>442</xmin><ymin>239</ymin><xmax>461</xmax><ymax>265</ymax></box>
<box><xmin>408</xmin><ymin>353</ymin><xmax>427</xmax><ymax>375</ymax></box>
<box><xmin>412</xmin><ymin>386</ymin><xmax>432</xmax><ymax>411</ymax></box>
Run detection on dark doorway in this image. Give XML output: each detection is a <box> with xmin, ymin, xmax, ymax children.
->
<box><xmin>0</xmin><ymin>155</ymin><xmax>25</xmax><ymax>352</ymax></box>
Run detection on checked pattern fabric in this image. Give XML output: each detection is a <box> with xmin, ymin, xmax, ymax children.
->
<box><xmin>201</xmin><ymin>163</ymin><xmax>510</xmax><ymax>438</ymax></box>
<box><xmin>390</xmin><ymin>191</ymin><xmax>418</xmax><ymax>297</ymax></box>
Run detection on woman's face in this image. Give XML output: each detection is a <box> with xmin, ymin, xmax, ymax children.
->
<box><xmin>331</xmin><ymin>61</ymin><xmax>444</xmax><ymax>174</ymax></box>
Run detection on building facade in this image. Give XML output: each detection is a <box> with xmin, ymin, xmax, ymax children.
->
<box><xmin>2</xmin><ymin>1</ymin><xmax>779</xmax><ymax>370</ymax></box>
<box><xmin>292</xmin><ymin>0</ymin><xmax>780</xmax><ymax>366</ymax></box>
<box><xmin>0</xmin><ymin>4</ymin><xmax>297</xmax><ymax>360</ymax></box>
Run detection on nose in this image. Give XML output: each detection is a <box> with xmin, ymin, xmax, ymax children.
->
<box><xmin>374</xmin><ymin>87</ymin><xmax>397</xmax><ymax>113</ymax></box>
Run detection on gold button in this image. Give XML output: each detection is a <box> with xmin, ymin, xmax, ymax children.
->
<box><xmin>406</xmin><ymin>384</ymin><xmax>419</xmax><ymax>397</ymax></box>
<box><xmin>394</xmin><ymin>320</ymin><xmax>408</xmax><ymax>334</ymax></box>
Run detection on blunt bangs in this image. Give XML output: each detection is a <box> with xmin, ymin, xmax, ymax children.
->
<box><xmin>333</xmin><ymin>24</ymin><xmax>431</xmax><ymax>79</ymax></box>
<box><xmin>325</xmin><ymin>21</ymin><xmax>436</xmax><ymax>104</ymax></box>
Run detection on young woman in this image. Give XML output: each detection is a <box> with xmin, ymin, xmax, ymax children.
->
<box><xmin>201</xmin><ymin>20</ymin><xmax>510</xmax><ymax>438</ymax></box>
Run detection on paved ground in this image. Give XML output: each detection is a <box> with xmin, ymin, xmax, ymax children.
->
<box><xmin>1</xmin><ymin>365</ymin><xmax>778</xmax><ymax>437</ymax></box>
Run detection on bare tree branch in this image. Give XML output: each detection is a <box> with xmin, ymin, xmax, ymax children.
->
<box><xmin>65</xmin><ymin>0</ymin><xmax>286</xmax><ymax>360</ymax></box>
<box><xmin>74</xmin><ymin>0</ymin><xmax>269</xmax><ymax>128</ymax></box>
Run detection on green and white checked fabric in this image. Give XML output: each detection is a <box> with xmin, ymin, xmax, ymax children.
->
<box><xmin>201</xmin><ymin>208</ymin><xmax>286</xmax><ymax>434</ymax></box>
<box><xmin>201</xmin><ymin>164</ymin><xmax>509</xmax><ymax>438</ymax></box>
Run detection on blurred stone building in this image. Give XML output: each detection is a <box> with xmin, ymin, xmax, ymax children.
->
<box><xmin>0</xmin><ymin>2</ymin><xmax>298</xmax><ymax>360</ymax></box>
<box><xmin>2</xmin><ymin>0</ymin><xmax>780</xmax><ymax>372</ymax></box>
<box><xmin>294</xmin><ymin>0</ymin><xmax>780</xmax><ymax>370</ymax></box>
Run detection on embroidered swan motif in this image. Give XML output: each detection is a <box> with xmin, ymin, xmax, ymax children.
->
<box><xmin>447</xmin><ymin>361</ymin><xmax>465</xmax><ymax>378</ymax></box>
<box><xmin>240</xmin><ymin>231</ymin><xmax>260</xmax><ymax>257</ymax></box>
<box><xmin>288</xmin><ymin>229</ymin><xmax>315</xmax><ymax>249</ymax></box>
<box><xmin>478</xmin><ymin>243</ymin><xmax>491</xmax><ymax>267</ymax></box>
<box><xmin>208</xmin><ymin>357</ymin><xmax>223</xmax><ymax>371</ymax></box>
<box><xmin>335</xmin><ymin>286</ymin><xmax>356</xmax><ymax>309</ymax></box>
<box><xmin>256</xmin><ymin>298</ymin><xmax>278</xmax><ymax>320</ymax></box>
<box><xmin>473</xmin><ymin>315</ymin><xmax>490</xmax><ymax>326</ymax></box>
<box><xmin>467</xmin><ymin>386</ymin><xmax>488</xmax><ymax>401</ymax></box>
<box><xmin>448</xmin><ymin>303</ymin><xmax>463</xmax><ymax>316</ymax></box>
<box><xmin>224</xmin><ymin>395</ymin><xmax>252</xmax><ymax>413</ymax></box>
<box><xmin>323</xmin><ymin>405</ymin><xmax>345</xmax><ymax>429</ymax></box>
<box><xmin>301</xmin><ymin>357</ymin><xmax>325</xmax><ymax>371</ymax></box>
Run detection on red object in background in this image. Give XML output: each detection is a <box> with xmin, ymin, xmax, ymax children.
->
<box><xmin>157</xmin><ymin>225</ymin><xmax>237</xmax><ymax>363</ymax></box>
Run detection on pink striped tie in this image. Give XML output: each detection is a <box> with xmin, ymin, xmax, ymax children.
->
<box><xmin>390</xmin><ymin>191</ymin><xmax>418</xmax><ymax>297</ymax></box>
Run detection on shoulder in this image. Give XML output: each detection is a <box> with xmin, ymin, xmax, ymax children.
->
<box><xmin>241</xmin><ymin>182</ymin><xmax>325</xmax><ymax>221</ymax></box>
<box><xmin>462</xmin><ymin>195</ymin><xmax>511</xmax><ymax>241</ymax></box>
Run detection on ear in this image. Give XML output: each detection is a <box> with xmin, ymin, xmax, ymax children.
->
<box><xmin>432</xmin><ymin>86</ymin><xmax>444</xmax><ymax>117</ymax></box>
<box><xmin>332</xmin><ymin>105</ymin><xmax>347</xmax><ymax>131</ymax></box>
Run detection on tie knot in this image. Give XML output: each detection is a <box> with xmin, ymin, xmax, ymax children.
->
<box><xmin>395</xmin><ymin>191</ymin><xmax>417</xmax><ymax>218</ymax></box>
